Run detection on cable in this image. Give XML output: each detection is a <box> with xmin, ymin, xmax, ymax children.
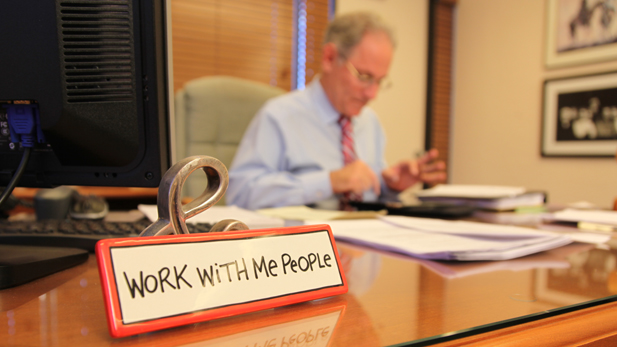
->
<box><xmin>1</xmin><ymin>103</ymin><xmax>42</xmax><ymax>210</ymax></box>
<box><xmin>0</xmin><ymin>147</ymin><xmax>32</xmax><ymax>209</ymax></box>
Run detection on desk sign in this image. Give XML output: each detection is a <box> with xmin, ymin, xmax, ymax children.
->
<box><xmin>95</xmin><ymin>224</ymin><xmax>347</xmax><ymax>338</ymax></box>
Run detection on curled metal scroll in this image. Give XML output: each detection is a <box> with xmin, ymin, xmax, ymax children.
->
<box><xmin>139</xmin><ymin>156</ymin><xmax>248</xmax><ymax>237</ymax></box>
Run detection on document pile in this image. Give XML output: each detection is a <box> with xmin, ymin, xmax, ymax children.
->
<box><xmin>415</xmin><ymin>184</ymin><xmax>546</xmax><ymax>211</ymax></box>
<box><xmin>321</xmin><ymin>216</ymin><xmax>572</xmax><ymax>261</ymax></box>
<box><xmin>545</xmin><ymin>208</ymin><xmax>617</xmax><ymax>233</ymax></box>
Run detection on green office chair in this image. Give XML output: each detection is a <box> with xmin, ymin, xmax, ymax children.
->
<box><xmin>174</xmin><ymin>76</ymin><xmax>285</xmax><ymax>204</ymax></box>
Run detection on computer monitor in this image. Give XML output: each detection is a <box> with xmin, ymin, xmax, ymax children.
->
<box><xmin>0</xmin><ymin>0</ymin><xmax>174</xmax><ymax>190</ymax></box>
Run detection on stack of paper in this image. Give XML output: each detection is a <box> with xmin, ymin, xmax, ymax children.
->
<box><xmin>415</xmin><ymin>184</ymin><xmax>546</xmax><ymax>211</ymax></box>
<box><xmin>548</xmin><ymin>209</ymin><xmax>617</xmax><ymax>225</ymax></box>
<box><xmin>314</xmin><ymin>216</ymin><xmax>572</xmax><ymax>261</ymax></box>
<box><xmin>545</xmin><ymin>208</ymin><xmax>617</xmax><ymax>233</ymax></box>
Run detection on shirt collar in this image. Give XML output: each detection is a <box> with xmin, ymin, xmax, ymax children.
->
<box><xmin>306</xmin><ymin>76</ymin><xmax>341</xmax><ymax>125</ymax></box>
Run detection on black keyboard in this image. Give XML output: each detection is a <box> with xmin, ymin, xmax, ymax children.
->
<box><xmin>0</xmin><ymin>219</ymin><xmax>213</xmax><ymax>252</ymax></box>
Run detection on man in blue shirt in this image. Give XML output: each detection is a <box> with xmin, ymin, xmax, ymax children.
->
<box><xmin>228</xmin><ymin>12</ymin><xmax>446</xmax><ymax>210</ymax></box>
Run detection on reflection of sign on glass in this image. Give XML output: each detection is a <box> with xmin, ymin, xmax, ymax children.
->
<box><xmin>196</xmin><ymin>310</ymin><xmax>343</xmax><ymax>347</ymax></box>
<box><xmin>557</xmin><ymin>87</ymin><xmax>617</xmax><ymax>141</ymax></box>
<box><xmin>556</xmin><ymin>0</ymin><xmax>617</xmax><ymax>53</ymax></box>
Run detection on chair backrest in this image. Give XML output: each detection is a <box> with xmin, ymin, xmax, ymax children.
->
<box><xmin>175</xmin><ymin>76</ymin><xmax>285</xmax><ymax>202</ymax></box>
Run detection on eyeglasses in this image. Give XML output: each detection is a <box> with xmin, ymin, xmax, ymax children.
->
<box><xmin>346</xmin><ymin>62</ymin><xmax>392</xmax><ymax>90</ymax></box>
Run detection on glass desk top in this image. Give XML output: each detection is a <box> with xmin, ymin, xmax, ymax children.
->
<box><xmin>1</xmin><ymin>218</ymin><xmax>617</xmax><ymax>346</ymax></box>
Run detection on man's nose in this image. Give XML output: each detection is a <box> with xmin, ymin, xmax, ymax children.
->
<box><xmin>363</xmin><ymin>83</ymin><xmax>379</xmax><ymax>100</ymax></box>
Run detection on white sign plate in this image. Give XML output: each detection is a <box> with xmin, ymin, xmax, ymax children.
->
<box><xmin>96</xmin><ymin>224</ymin><xmax>347</xmax><ymax>337</ymax></box>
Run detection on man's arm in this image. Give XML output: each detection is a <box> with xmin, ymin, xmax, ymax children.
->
<box><xmin>227</xmin><ymin>113</ymin><xmax>333</xmax><ymax>210</ymax></box>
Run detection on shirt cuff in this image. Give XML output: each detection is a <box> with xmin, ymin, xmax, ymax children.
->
<box><xmin>298</xmin><ymin>170</ymin><xmax>332</xmax><ymax>205</ymax></box>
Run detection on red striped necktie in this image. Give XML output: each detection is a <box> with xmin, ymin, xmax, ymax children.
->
<box><xmin>338</xmin><ymin>115</ymin><xmax>362</xmax><ymax>208</ymax></box>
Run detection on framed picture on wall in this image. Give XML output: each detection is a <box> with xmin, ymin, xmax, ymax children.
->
<box><xmin>542</xmin><ymin>71</ymin><xmax>617</xmax><ymax>157</ymax></box>
<box><xmin>545</xmin><ymin>0</ymin><xmax>617</xmax><ymax>68</ymax></box>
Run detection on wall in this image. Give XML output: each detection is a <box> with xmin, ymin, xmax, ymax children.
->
<box><xmin>336</xmin><ymin>0</ymin><xmax>429</xmax><ymax>166</ymax></box>
<box><xmin>452</xmin><ymin>0</ymin><xmax>617</xmax><ymax>208</ymax></box>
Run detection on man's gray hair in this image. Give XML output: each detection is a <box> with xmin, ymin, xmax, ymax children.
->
<box><xmin>323</xmin><ymin>12</ymin><xmax>395</xmax><ymax>60</ymax></box>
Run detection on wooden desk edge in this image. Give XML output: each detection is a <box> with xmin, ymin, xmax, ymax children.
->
<box><xmin>12</xmin><ymin>187</ymin><xmax>158</xmax><ymax>200</ymax></box>
<box><xmin>432</xmin><ymin>300</ymin><xmax>617</xmax><ymax>347</ymax></box>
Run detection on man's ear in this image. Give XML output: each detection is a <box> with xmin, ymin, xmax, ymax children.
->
<box><xmin>321</xmin><ymin>43</ymin><xmax>338</xmax><ymax>73</ymax></box>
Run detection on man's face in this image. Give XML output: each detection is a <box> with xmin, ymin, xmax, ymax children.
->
<box><xmin>323</xmin><ymin>31</ymin><xmax>393</xmax><ymax>117</ymax></box>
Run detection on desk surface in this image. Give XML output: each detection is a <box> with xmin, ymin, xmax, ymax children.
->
<box><xmin>12</xmin><ymin>187</ymin><xmax>159</xmax><ymax>200</ymax></box>
<box><xmin>10</xmin><ymin>187</ymin><xmax>159</xmax><ymax>214</ymax></box>
<box><xmin>2</xmin><ymin>223</ymin><xmax>617</xmax><ymax>346</ymax></box>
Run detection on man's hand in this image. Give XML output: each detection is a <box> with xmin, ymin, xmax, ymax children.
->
<box><xmin>381</xmin><ymin>148</ymin><xmax>447</xmax><ymax>192</ymax></box>
<box><xmin>330</xmin><ymin>160</ymin><xmax>381</xmax><ymax>196</ymax></box>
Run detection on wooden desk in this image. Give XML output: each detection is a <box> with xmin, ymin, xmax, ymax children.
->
<box><xmin>12</xmin><ymin>187</ymin><xmax>159</xmax><ymax>200</ymax></box>
<box><xmin>2</xmin><ymin>230</ymin><xmax>617</xmax><ymax>345</ymax></box>
<box><xmin>11</xmin><ymin>186</ymin><xmax>158</xmax><ymax>213</ymax></box>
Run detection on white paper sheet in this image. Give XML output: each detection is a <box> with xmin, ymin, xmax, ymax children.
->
<box><xmin>549</xmin><ymin>208</ymin><xmax>617</xmax><ymax>225</ymax></box>
<box><xmin>415</xmin><ymin>243</ymin><xmax>594</xmax><ymax>278</ymax></box>
<box><xmin>312</xmin><ymin>218</ymin><xmax>572</xmax><ymax>261</ymax></box>
<box><xmin>380</xmin><ymin>215</ymin><xmax>556</xmax><ymax>239</ymax></box>
<box><xmin>257</xmin><ymin>205</ymin><xmax>384</xmax><ymax>221</ymax></box>
<box><xmin>138</xmin><ymin>204</ymin><xmax>285</xmax><ymax>229</ymax></box>
<box><xmin>415</xmin><ymin>184</ymin><xmax>527</xmax><ymax>198</ymax></box>
<box><xmin>537</xmin><ymin>223</ymin><xmax>612</xmax><ymax>244</ymax></box>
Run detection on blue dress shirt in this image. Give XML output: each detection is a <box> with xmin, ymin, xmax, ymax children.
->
<box><xmin>227</xmin><ymin>78</ymin><xmax>390</xmax><ymax>210</ymax></box>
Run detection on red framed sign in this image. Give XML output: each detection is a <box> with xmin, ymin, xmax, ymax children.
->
<box><xmin>96</xmin><ymin>224</ymin><xmax>348</xmax><ymax>338</ymax></box>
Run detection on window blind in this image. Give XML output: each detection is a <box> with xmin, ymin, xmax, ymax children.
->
<box><xmin>426</xmin><ymin>0</ymin><xmax>456</xmax><ymax>174</ymax></box>
<box><xmin>171</xmin><ymin>0</ymin><xmax>331</xmax><ymax>92</ymax></box>
<box><xmin>294</xmin><ymin>0</ymin><xmax>330</xmax><ymax>89</ymax></box>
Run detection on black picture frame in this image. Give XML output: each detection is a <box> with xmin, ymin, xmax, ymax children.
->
<box><xmin>541</xmin><ymin>71</ymin><xmax>617</xmax><ymax>157</ymax></box>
